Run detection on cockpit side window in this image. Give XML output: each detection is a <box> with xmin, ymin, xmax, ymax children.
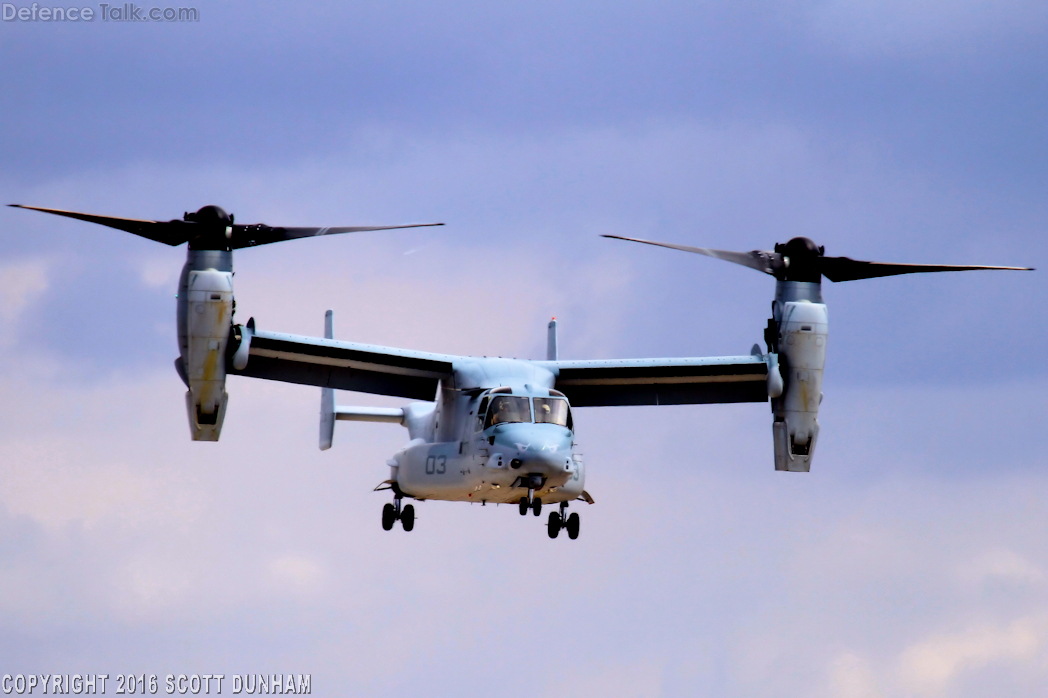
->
<box><xmin>484</xmin><ymin>396</ymin><xmax>532</xmax><ymax>429</ymax></box>
<box><xmin>534</xmin><ymin>397</ymin><xmax>572</xmax><ymax>430</ymax></box>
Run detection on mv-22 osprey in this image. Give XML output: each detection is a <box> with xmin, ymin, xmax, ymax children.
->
<box><xmin>10</xmin><ymin>204</ymin><xmax>1033</xmax><ymax>539</ymax></box>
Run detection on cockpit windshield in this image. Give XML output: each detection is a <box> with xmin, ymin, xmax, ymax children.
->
<box><xmin>534</xmin><ymin>397</ymin><xmax>572</xmax><ymax>430</ymax></box>
<box><xmin>484</xmin><ymin>396</ymin><xmax>532</xmax><ymax>428</ymax></box>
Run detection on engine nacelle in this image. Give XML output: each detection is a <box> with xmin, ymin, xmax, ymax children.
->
<box><xmin>176</xmin><ymin>250</ymin><xmax>234</xmax><ymax>441</ymax></box>
<box><xmin>772</xmin><ymin>300</ymin><xmax>828</xmax><ymax>472</ymax></box>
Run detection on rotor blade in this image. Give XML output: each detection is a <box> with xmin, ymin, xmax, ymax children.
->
<box><xmin>820</xmin><ymin>256</ymin><xmax>1034</xmax><ymax>282</ymax></box>
<box><xmin>8</xmin><ymin>204</ymin><xmax>190</xmax><ymax>246</ymax></box>
<box><xmin>602</xmin><ymin>234</ymin><xmax>782</xmax><ymax>275</ymax></box>
<box><xmin>229</xmin><ymin>222</ymin><xmax>445</xmax><ymax>249</ymax></box>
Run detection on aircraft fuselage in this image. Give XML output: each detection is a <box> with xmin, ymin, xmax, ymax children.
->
<box><xmin>388</xmin><ymin>358</ymin><xmax>585</xmax><ymax>505</ymax></box>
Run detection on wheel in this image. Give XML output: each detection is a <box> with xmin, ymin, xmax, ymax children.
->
<box><xmin>519</xmin><ymin>497</ymin><xmax>529</xmax><ymax>516</ymax></box>
<box><xmin>401</xmin><ymin>504</ymin><xmax>415</xmax><ymax>532</ymax></box>
<box><xmin>547</xmin><ymin>512</ymin><xmax>561</xmax><ymax>539</ymax></box>
<box><xmin>382</xmin><ymin>503</ymin><xmax>396</xmax><ymax>531</ymax></box>
<box><xmin>532</xmin><ymin>497</ymin><xmax>543</xmax><ymax>516</ymax></box>
<box><xmin>566</xmin><ymin>512</ymin><xmax>580</xmax><ymax>539</ymax></box>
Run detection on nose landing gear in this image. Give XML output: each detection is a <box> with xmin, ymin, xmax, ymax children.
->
<box><xmin>518</xmin><ymin>485</ymin><xmax>543</xmax><ymax>517</ymax></box>
<box><xmin>547</xmin><ymin>502</ymin><xmax>580</xmax><ymax>540</ymax></box>
<box><xmin>381</xmin><ymin>496</ymin><xmax>415</xmax><ymax>532</ymax></box>
<box><xmin>518</xmin><ymin>493</ymin><xmax>544</xmax><ymax>516</ymax></box>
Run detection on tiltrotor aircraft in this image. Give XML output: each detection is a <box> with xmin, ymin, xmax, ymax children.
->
<box><xmin>10</xmin><ymin>204</ymin><xmax>1034</xmax><ymax>539</ymax></box>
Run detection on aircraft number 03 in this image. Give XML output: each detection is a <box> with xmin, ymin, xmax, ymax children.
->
<box><xmin>425</xmin><ymin>454</ymin><xmax>447</xmax><ymax>475</ymax></box>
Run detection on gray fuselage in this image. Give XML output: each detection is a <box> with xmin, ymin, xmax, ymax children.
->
<box><xmin>389</xmin><ymin>359</ymin><xmax>585</xmax><ymax>505</ymax></box>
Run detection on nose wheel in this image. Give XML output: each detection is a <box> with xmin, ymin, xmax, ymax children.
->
<box><xmin>381</xmin><ymin>496</ymin><xmax>415</xmax><ymax>532</ymax></box>
<box><xmin>519</xmin><ymin>489</ymin><xmax>543</xmax><ymax>516</ymax></box>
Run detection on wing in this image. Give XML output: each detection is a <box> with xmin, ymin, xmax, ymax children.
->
<box><xmin>230</xmin><ymin>329</ymin><xmax>456</xmax><ymax>400</ymax></box>
<box><xmin>541</xmin><ymin>356</ymin><xmax>769</xmax><ymax>406</ymax></box>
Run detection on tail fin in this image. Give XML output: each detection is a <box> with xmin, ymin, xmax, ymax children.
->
<box><xmin>320</xmin><ymin>310</ymin><xmax>336</xmax><ymax>450</ymax></box>
<box><xmin>547</xmin><ymin>318</ymin><xmax>558</xmax><ymax>361</ymax></box>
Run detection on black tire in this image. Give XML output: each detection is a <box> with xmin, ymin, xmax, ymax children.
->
<box><xmin>566</xmin><ymin>512</ymin><xmax>580</xmax><ymax>540</ymax></box>
<box><xmin>532</xmin><ymin>497</ymin><xmax>543</xmax><ymax>516</ymax></box>
<box><xmin>401</xmin><ymin>504</ymin><xmax>415</xmax><ymax>532</ymax></box>
<box><xmin>547</xmin><ymin>512</ymin><xmax>561</xmax><ymax>539</ymax></box>
<box><xmin>382</xmin><ymin>503</ymin><xmax>396</xmax><ymax>531</ymax></box>
<box><xmin>519</xmin><ymin>497</ymin><xmax>529</xmax><ymax>516</ymax></box>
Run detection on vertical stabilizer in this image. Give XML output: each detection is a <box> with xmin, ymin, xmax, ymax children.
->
<box><xmin>547</xmin><ymin>318</ymin><xmax>558</xmax><ymax>361</ymax></box>
<box><xmin>320</xmin><ymin>309</ymin><xmax>336</xmax><ymax>450</ymax></box>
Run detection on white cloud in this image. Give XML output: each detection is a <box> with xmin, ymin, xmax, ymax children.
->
<box><xmin>0</xmin><ymin>258</ymin><xmax>47</xmax><ymax>332</ymax></box>
<box><xmin>829</xmin><ymin>653</ymin><xmax>882</xmax><ymax>698</ymax></box>
<box><xmin>898</xmin><ymin>616</ymin><xmax>1045</xmax><ymax>692</ymax></box>
<box><xmin>959</xmin><ymin>549</ymin><xmax>1046</xmax><ymax>588</ymax></box>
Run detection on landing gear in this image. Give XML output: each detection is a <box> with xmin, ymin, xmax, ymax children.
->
<box><xmin>381</xmin><ymin>496</ymin><xmax>415</xmax><ymax>532</ymax></box>
<box><xmin>520</xmin><ymin>483</ymin><xmax>545</xmax><ymax>516</ymax></box>
<box><xmin>565</xmin><ymin>512</ymin><xmax>580</xmax><ymax>540</ymax></box>
<box><xmin>546</xmin><ymin>502</ymin><xmax>579</xmax><ymax>540</ymax></box>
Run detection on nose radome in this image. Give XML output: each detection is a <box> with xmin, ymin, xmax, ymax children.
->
<box><xmin>525</xmin><ymin>443</ymin><xmax>574</xmax><ymax>474</ymax></box>
<box><xmin>494</xmin><ymin>424</ymin><xmax>572</xmax><ymax>469</ymax></box>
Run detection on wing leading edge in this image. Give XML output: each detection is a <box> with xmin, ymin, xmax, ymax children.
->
<box><xmin>231</xmin><ymin>328</ymin><xmax>769</xmax><ymax>406</ymax></box>
<box><xmin>541</xmin><ymin>356</ymin><xmax>769</xmax><ymax>406</ymax></box>
<box><xmin>230</xmin><ymin>329</ymin><xmax>456</xmax><ymax>400</ymax></box>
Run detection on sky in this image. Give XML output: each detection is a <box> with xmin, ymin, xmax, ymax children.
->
<box><xmin>1</xmin><ymin>1</ymin><xmax>1047</xmax><ymax>696</ymax></box>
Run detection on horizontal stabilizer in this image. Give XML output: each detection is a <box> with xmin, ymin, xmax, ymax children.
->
<box><xmin>335</xmin><ymin>406</ymin><xmax>405</xmax><ymax>423</ymax></box>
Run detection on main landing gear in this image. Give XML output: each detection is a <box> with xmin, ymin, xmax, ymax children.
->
<box><xmin>382</xmin><ymin>496</ymin><xmax>415</xmax><ymax>532</ymax></box>
<box><xmin>547</xmin><ymin>502</ymin><xmax>580</xmax><ymax>540</ymax></box>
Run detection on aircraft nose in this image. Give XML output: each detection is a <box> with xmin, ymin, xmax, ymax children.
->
<box><xmin>501</xmin><ymin>431</ymin><xmax>572</xmax><ymax>474</ymax></box>
<box><xmin>491</xmin><ymin>423</ymin><xmax>572</xmax><ymax>471</ymax></box>
<box><xmin>508</xmin><ymin>451</ymin><xmax>571</xmax><ymax>474</ymax></box>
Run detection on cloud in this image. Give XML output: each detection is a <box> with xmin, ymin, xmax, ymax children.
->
<box><xmin>898</xmin><ymin>616</ymin><xmax>1045</xmax><ymax>692</ymax></box>
<box><xmin>829</xmin><ymin>653</ymin><xmax>882</xmax><ymax>698</ymax></box>
<box><xmin>0</xmin><ymin>344</ymin><xmax>1046</xmax><ymax>694</ymax></box>
<box><xmin>0</xmin><ymin>6</ymin><xmax>1046</xmax><ymax>693</ymax></box>
<box><xmin>0</xmin><ymin>259</ymin><xmax>48</xmax><ymax>341</ymax></box>
<box><xmin>959</xmin><ymin>549</ymin><xmax>1046</xmax><ymax>588</ymax></box>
